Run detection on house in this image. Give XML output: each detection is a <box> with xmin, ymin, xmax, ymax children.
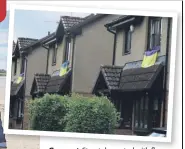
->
<box><xmin>92</xmin><ymin>16</ymin><xmax>172</xmax><ymax>135</ymax></box>
<box><xmin>65</xmin><ymin>14</ymin><xmax>121</xmax><ymax>96</ymax></box>
<box><xmin>30</xmin><ymin>16</ymin><xmax>85</xmax><ymax>98</ymax></box>
<box><xmin>30</xmin><ymin>14</ymin><xmax>121</xmax><ymax>97</ymax></box>
<box><xmin>10</xmin><ymin>35</ymin><xmax>54</xmax><ymax>129</ymax></box>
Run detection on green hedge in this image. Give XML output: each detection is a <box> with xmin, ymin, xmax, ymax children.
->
<box><xmin>28</xmin><ymin>94</ymin><xmax>68</xmax><ymax>131</ymax></box>
<box><xmin>28</xmin><ymin>93</ymin><xmax>120</xmax><ymax>134</ymax></box>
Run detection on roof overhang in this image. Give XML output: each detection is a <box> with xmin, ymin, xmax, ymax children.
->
<box><xmin>105</xmin><ymin>15</ymin><xmax>144</xmax><ymax>31</ymax></box>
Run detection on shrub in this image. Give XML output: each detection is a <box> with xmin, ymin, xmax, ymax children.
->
<box><xmin>64</xmin><ymin>94</ymin><xmax>120</xmax><ymax>134</ymax></box>
<box><xmin>28</xmin><ymin>94</ymin><xmax>68</xmax><ymax>131</ymax></box>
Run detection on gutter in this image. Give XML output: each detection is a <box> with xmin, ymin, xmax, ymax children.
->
<box><xmin>162</xmin><ymin>17</ymin><xmax>171</xmax><ymax>127</ymax></box>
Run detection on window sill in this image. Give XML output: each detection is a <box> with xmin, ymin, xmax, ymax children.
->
<box><xmin>123</xmin><ymin>52</ymin><xmax>131</xmax><ymax>56</ymax></box>
<box><xmin>52</xmin><ymin>63</ymin><xmax>56</xmax><ymax>66</ymax></box>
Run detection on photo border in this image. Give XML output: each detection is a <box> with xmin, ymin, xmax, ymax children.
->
<box><xmin>4</xmin><ymin>3</ymin><xmax>178</xmax><ymax>143</ymax></box>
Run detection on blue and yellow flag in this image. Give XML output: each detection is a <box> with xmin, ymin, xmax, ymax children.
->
<box><xmin>141</xmin><ymin>46</ymin><xmax>160</xmax><ymax>68</ymax></box>
<box><xmin>59</xmin><ymin>61</ymin><xmax>69</xmax><ymax>76</ymax></box>
<box><xmin>16</xmin><ymin>73</ymin><xmax>24</xmax><ymax>84</ymax></box>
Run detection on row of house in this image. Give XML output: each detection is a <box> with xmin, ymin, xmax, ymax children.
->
<box><xmin>10</xmin><ymin>14</ymin><xmax>172</xmax><ymax>135</ymax></box>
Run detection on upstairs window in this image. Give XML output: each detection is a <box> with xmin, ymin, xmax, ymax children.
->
<box><xmin>52</xmin><ymin>44</ymin><xmax>58</xmax><ymax>66</ymax></box>
<box><xmin>123</xmin><ymin>29</ymin><xmax>132</xmax><ymax>55</ymax></box>
<box><xmin>14</xmin><ymin>59</ymin><xmax>17</xmax><ymax>75</ymax></box>
<box><xmin>64</xmin><ymin>38</ymin><xmax>71</xmax><ymax>63</ymax></box>
<box><xmin>148</xmin><ymin>17</ymin><xmax>162</xmax><ymax>50</ymax></box>
<box><xmin>20</xmin><ymin>57</ymin><xmax>25</xmax><ymax>74</ymax></box>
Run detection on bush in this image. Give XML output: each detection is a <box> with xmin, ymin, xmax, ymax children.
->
<box><xmin>64</xmin><ymin>94</ymin><xmax>120</xmax><ymax>134</ymax></box>
<box><xmin>28</xmin><ymin>93</ymin><xmax>120</xmax><ymax>134</ymax></box>
<box><xmin>28</xmin><ymin>94</ymin><xmax>68</xmax><ymax>131</ymax></box>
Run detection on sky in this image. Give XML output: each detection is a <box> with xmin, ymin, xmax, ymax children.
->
<box><xmin>0</xmin><ymin>11</ymin><xmax>9</xmax><ymax>70</ymax></box>
<box><xmin>0</xmin><ymin>10</ymin><xmax>89</xmax><ymax>70</ymax></box>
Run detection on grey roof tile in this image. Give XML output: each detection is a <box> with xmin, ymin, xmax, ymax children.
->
<box><xmin>46</xmin><ymin>70</ymin><xmax>72</xmax><ymax>94</ymax></box>
<box><xmin>60</xmin><ymin>16</ymin><xmax>85</xmax><ymax>30</ymax></box>
<box><xmin>17</xmin><ymin>38</ymin><xmax>38</xmax><ymax>50</ymax></box>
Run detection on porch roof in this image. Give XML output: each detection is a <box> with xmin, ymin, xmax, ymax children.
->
<box><xmin>11</xmin><ymin>80</ymin><xmax>24</xmax><ymax>97</ymax></box>
<box><xmin>46</xmin><ymin>70</ymin><xmax>72</xmax><ymax>94</ymax></box>
<box><xmin>92</xmin><ymin>64</ymin><xmax>164</xmax><ymax>94</ymax></box>
<box><xmin>30</xmin><ymin>73</ymin><xmax>51</xmax><ymax>95</ymax></box>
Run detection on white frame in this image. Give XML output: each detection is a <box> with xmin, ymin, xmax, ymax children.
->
<box><xmin>4</xmin><ymin>3</ymin><xmax>178</xmax><ymax>143</ymax></box>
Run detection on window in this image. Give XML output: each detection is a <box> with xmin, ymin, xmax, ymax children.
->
<box><xmin>14</xmin><ymin>59</ymin><xmax>17</xmax><ymax>75</ymax></box>
<box><xmin>124</xmin><ymin>29</ymin><xmax>132</xmax><ymax>55</ymax></box>
<box><xmin>134</xmin><ymin>94</ymin><xmax>149</xmax><ymax>129</ymax></box>
<box><xmin>20</xmin><ymin>58</ymin><xmax>25</xmax><ymax>74</ymax></box>
<box><xmin>52</xmin><ymin>44</ymin><xmax>57</xmax><ymax>66</ymax></box>
<box><xmin>64</xmin><ymin>38</ymin><xmax>71</xmax><ymax>62</ymax></box>
<box><xmin>149</xmin><ymin>18</ymin><xmax>161</xmax><ymax>50</ymax></box>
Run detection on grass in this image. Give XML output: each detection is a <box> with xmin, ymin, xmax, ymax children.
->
<box><xmin>0</xmin><ymin>73</ymin><xmax>6</xmax><ymax>76</ymax></box>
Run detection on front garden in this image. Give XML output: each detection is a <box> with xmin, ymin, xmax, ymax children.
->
<box><xmin>28</xmin><ymin>93</ymin><xmax>120</xmax><ymax>134</ymax></box>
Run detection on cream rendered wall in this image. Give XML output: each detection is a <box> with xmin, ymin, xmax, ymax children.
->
<box><xmin>115</xmin><ymin>17</ymin><xmax>169</xmax><ymax>66</ymax></box>
<box><xmin>47</xmin><ymin>38</ymin><xmax>66</xmax><ymax>75</ymax></box>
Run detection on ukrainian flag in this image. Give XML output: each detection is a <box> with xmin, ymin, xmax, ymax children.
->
<box><xmin>141</xmin><ymin>46</ymin><xmax>160</xmax><ymax>68</ymax></box>
<box><xmin>59</xmin><ymin>61</ymin><xmax>69</xmax><ymax>76</ymax></box>
<box><xmin>16</xmin><ymin>73</ymin><xmax>24</xmax><ymax>84</ymax></box>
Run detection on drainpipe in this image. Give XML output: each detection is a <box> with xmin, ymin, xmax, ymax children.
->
<box><xmin>70</xmin><ymin>34</ymin><xmax>76</xmax><ymax>93</ymax></box>
<box><xmin>42</xmin><ymin>44</ymin><xmax>49</xmax><ymax>74</ymax></box>
<box><xmin>21</xmin><ymin>52</ymin><xmax>28</xmax><ymax>130</ymax></box>
<box><xmin>106</xmin><ymin>26</ymin><xmax>116</xmax><ymax>65</ymax></box>
<box><xmin>162</xmin><ymin>17</ymin><xmax>171</xmax><ymax>127</ymax></box>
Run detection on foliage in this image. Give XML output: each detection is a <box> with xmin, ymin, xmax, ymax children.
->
<box><xmin>28</xmin><ymin>93</ymin><xmax>120</xmax><ymax>134</ymax></box>
<box><xmin>64</xmin><ymin>94</ymin><xmax>120</xmax><ymax>134</ymax></box>
<box><xmin>28</xmin><ymin>94</ymin><xmax>68</xmax><ymax>131</ymax></box>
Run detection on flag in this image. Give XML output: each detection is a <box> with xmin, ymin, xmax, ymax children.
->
<box><xmin>16</xmin><ymin>73</ymin><xmax>24</xmax><ymax>84</ymax></box>
<box><xmin>59</xmin><ymin>61</ymin><xmax>69</xmax><ymax>76</ymax></box>
<box><xmin>141</xmin><ymin>46</ymin><xmax>160</xmax><ymax>68</ymax></box>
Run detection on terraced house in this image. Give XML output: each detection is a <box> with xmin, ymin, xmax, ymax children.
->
<box><xmin>10</xmin><ymin>14</ymin><xmax>121</xmax><ymax>129</ymax></box>
<box><xmin>93</xmin><ymin>16</ymin><xmax>172</xmax><ymax>135</ymax></box>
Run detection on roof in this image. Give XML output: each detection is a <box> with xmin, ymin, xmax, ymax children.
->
<box><xmin>118</xmin><ymin>64</ymin><xmax>164</xmax><ymax>92</ymax></box>
<box><xmin>17</xmin><ymin>38</ymin><xmax>38</xmax><ymax>50</ymax></box>
<box><xmin>12</xmin><ymin>41</ymin><xmax>16</xmax><ymax>53</ymax></box>
<box><xmin>10</xmin><ymin>80</ymin><xmax>24</xmax><ymax>96</ymax></box>
<box><xmin>61</xmin><ymin>16</ymin><xmax>85</xmax><ymax>30</ymax></box>
<box><xmin>30</xmin><ymin>73</ymin><xmax>51</xmax><ymax>95</ymax></box>
<box><xmin>66</xmin><ymin>14</ymin><xmax>108</xmax><ymax>33</ymax></box>
<box><xmin>46</xmin><ymin>70</ymin><xmax>72</xmax><ymax>94</ymax></box>
<box><xmin>101</xmin><ymin>65</ymin><xmax>123</xmax><ymax>90</ymax></box>
<box><xmin>92</xmin><ymin>64</ymin><xmax>164</xmax><ymax>94</ymax></box>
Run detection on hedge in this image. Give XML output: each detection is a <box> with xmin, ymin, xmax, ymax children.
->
<box><xmin>28</xmin><ymin>93</ymin><xmax>120</xmax><ymax>134</ymax></box>
<box><xmin>64</xmin><ymin>94</ymin><xmax>120</xmax><ymax>134</ymax></box>
<box><xmin>28</xmin><ymin>94</ymin><xmax>68</xmax><ymax>131</ymax></box>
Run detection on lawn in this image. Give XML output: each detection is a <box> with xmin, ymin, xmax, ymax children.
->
<box><xmin>0</xmin><ymin>73</ymin><xmax>6</xmax><ymax>76</ymax></box>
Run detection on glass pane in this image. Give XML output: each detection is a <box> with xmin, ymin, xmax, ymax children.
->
<box><xmin>144</xmin><ymin>95</ymin><xmax>149</xmax><ymax>128</ymax></box>
<box><xmin>140</xmin><ymin>97</ymin><xmax>144</xmax><ymax>128</ymax></box>
<box><xmin>153</xmin><ymin>97</ymin><xmax>158</xmax><ymax>110</ymax></box>
<box><xmin>135</xmin><ymin>100</ymin><xmax>139</xmax><ymax>128</ymax></box>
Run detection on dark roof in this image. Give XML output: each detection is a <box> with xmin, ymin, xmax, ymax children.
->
<box><xmin>12</xmin><ymin>41</ymin><xmax>16</xmax><ymax>53</ymax></box>
<box><xmin>61</xmin><ymin>16</ymin><xmax>85</xmax><ymax>30</ymax></box>
<box><xmin>46</xmin><ymin>70</ymin><xmax>72</xmax><ymax>94</ymax></box>
<box><xmin>66</xmin><ymin>14</ymin><xmax>108</xmax><ymax>33</ymax></box>
<box><xmin>17</xmin><ymin>38</ymin><xmax>38</xmax><ymax>50</ymax></box>
<box><xmin>10</xmin><ymin>80</ymin><xmax>24</xmax><ymax>96</ymax></box>
<box><xmin>92</xmin><ymin>64</ymin><xmax>164</xmax><ymax>93</ymax></box>
<box><xmin>30</xmin><ymin>73</ymin><xmax>51</xmax><ymax>95</ymax></box>
<box><xmin>101</xmin><ymin>65</ymin><xmax>123</xmax><ymax>90</ymax></box>
<box><xmin>119</xmin><ymin>64</ymin><xmax>164</xmax><ymax>92</ymax></box>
